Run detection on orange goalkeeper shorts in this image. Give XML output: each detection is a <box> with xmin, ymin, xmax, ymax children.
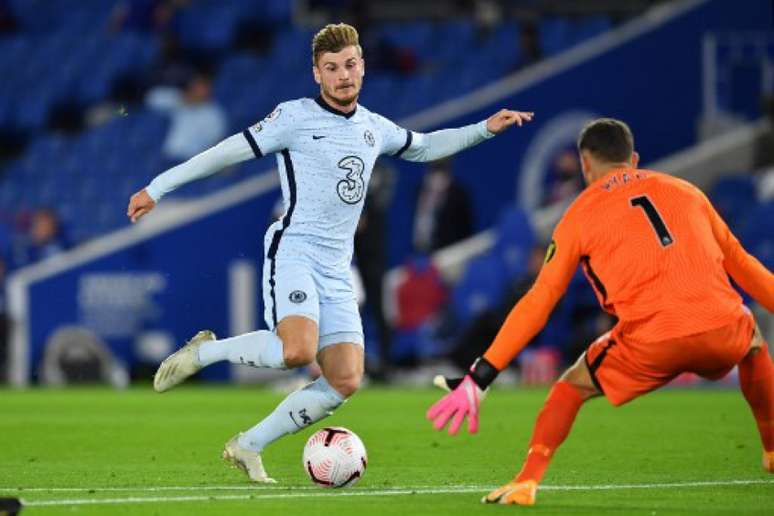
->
<box><xmin>584</xmin><ymin>309</ymin><xmax>755</xmax><ymax>406</ymax></box>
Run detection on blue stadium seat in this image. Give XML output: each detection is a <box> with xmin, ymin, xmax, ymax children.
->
<box><xmin>709</xmin><ymin>175</ymin><xmax>758</xmax><ymax>230</ymax></box>
<box><xmin>739</xmin><ymin>201</ymin><xmax>774</xmax><ymax>269</ymax></box>
<box><xmin>215</xmin><ymin>52</ymin><xmax>279</xmax><ymax>130</ymax></box>
<box><xmin>177</xmin><ymin>3</ymin><xmax>241</xmax><ymax>53</ymax></box>
<box><xmin>540</xmin><ymin>17</ymin><xmax>573</xmax><ymax>56</ymax></box>
<box><xmin>357</xmin><ymin>73</ymin><xmax>397</xmax><ymax>112</ymax></box>
<box><xmin>376</xmin><ymin>21</ymin><xmax>436</xmax><ymax>61</ymax></box>
<box><xmin>263</xmin><ymin>0</ymin><xmax>294</xmax><ymax>23</ymax></box>
<box><xmin>274</xmin><ymin>29</ymin><xmax>316</xmax><ymax>68</ymax></box>
<box><xmin>0</xmin><ymin>161</ymin><xmax>25</xmax><ymax>210</ymax></box>
<box><xmin>123</xmin><ymin>110</ymin><xmax>169</xmax><ymax>151</ymax></box>
<box><xmin>486</xmin><ymin>22</ymin><xmax>521</xmax><ymax>71</ymax></box>
<box><xmin>574</xmin><ymin>15</ymin><xmax>612</xmax><ymax>43</ymax></box>
<box><xmin>451</xmin><ymin>251</ymin><xmax>508</xmax><ymax>325</ymax></box>
<box><xmin>492</xmin><ymin>206</ymin><xmax>536</xmax><ymax>281</ymax></box>
<box><xmin>540</xmin><ymin>16</ymin><xmax>613</xmax><ymax>58</ymax></box>
<box><xmin>432</xmin><ymin>21</ymin><xmax>475</xmax><ymax>64</ymax></box>
<box><xmin>14</xmin><ymin>88</ymin><xmax>56</xmax><ymax>130</ymax></box>
<box><xmin>2</xmin><ymin>12</ymin><xmax>584</xmax><ymax>247</ymax></box>
<box><xmin>392</xmin><ymin>73</ymin><xmax>439</xmax><ymax>117</ymax></box>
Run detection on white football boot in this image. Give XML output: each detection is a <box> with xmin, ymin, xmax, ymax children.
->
<box><xmin>153</xmin><ymin>330</ymin><xmax>216</xmax><ymax>393</ymax></box>
<box><xmin>223</xmin><ymin>434</ymin><xmax>277</xmax><ymax>483</ymax></box>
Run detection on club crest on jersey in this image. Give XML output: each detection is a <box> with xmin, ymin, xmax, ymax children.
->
<box><xmin>336</xmin><ymin>156</ymin><xmax>366</xmax><ymax>204</ymax></box>
<box><xmin>289</xmin><ymin>290</ymin><xmax>307</xmax><ymax>304</ymax></box>
<box><xmin>544</xmin><ymin>240</ymin><xmax>557</xmax><ymax>264</ymax></box>
<box><xmin>363</xmin><ymin>130</ymin><xmax>375</xmax><ymax>147</ymax></box>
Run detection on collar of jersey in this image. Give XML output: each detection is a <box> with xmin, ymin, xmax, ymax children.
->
<box><xmin>315</xmin><ymin>95</ymin><xmax>357</xmax><ymax>119</ymax></box>
<box><xmin>596</xmin><ymin>166</ymin><xmax>634</xmax><ymax>182</ymax></box>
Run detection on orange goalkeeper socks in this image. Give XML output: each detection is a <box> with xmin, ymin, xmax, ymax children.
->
<box><xmin>515</xmin><ymin>380</ymin><xmax>584</xmax><ymax>484</ymax></box>
<box><xmin>739</xmin><ymin>344</ymin><xmax>774</xmax><ymax>452</ymax></box>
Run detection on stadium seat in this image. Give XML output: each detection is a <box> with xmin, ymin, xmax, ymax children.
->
<box><xmin>574</xmin><ymin>15</ymin><xmax>613</xmax><ymax>44</ymax></box>
<box><xmin>492</xmin><ymin>206</ymin><xmax>536</xmax><ymax>281</ymax></box>
<box><xmin>540</xmin><ymin>17</ymin><xmax>574</xmax><ymax>56</ymax></box>
<box><xmin>0</xmin><ymin>9</ymin><xmax>620</xmax><ymax>249</ymax></box>
<box><xmin>709</xmin><ymin>174</ymin><xmax>758</xmax><ymax>230</ymax></box>
<box><xmin>451</xmin><ymin>251</ymin><xmax>508</xmax><ymax>325</ymax></box>
<box><xmin>739</xmin><ymin>201</ymin><xmax>774</xmax><ymax>269</ymax></box>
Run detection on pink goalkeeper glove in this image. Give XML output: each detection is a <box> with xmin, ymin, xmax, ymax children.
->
<box><xmin>426</xmin><ymin>374</ymin><xmax>484</xmax><ymax>435</ymax></box>
<box><xmin>426</xmin><ymin>357</ymin><xmax>499</xmax><ymax>435</ymax></box>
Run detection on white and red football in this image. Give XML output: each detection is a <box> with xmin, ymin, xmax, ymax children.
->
<box><xmin>302</xmin><ymin>426</ymin><xmax>367</xmax><ymax>488</ymax></box>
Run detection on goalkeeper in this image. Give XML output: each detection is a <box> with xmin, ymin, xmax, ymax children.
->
<box><xmin>427</xmin><ymin>118</ymin><xmax>774</xmax><ymax>506</ymax></box>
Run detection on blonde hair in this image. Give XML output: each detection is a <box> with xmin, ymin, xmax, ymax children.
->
<box><xmin>312</xmin><ymin>23</ymin><xmax>362</xmax><ymax>65</ymax></box>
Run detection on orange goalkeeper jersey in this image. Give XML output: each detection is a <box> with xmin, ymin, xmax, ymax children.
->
<box><xmin>484</xmin><ymin>168</ymin><xmax>774</xmax><ymax>370</ymax></box>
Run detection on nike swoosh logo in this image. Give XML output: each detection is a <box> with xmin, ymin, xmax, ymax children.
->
<box><xmin>312</xmin><ymin>135</ymin><xmax>326</xmax><ymax>140</ymax></box>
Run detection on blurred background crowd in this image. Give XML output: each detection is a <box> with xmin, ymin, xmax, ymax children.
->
<box><xmin>0</xmin><ymin>0</ymin><xmax>771</xmax><ymax>387</ymax></box>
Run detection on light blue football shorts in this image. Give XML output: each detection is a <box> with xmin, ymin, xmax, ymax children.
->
<box><xmin>262</xmin><ymin>259</ymin><xmax>364</xmax><ymax>350</ymax></box>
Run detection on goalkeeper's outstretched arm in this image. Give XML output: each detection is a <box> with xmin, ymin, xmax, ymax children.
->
<box><xmin>427</xmin><ymin>213</ymin><xmax>580</xmax><ymax>435</ymax></box>
<box><xmin>703</xmin><ymin>192</ymin><xmax>774</xmax><ymax>311</ymax></box>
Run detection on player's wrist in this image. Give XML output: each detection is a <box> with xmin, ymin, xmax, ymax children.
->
<box><xmin>478</xmin><ymin>119</ymin><xmax>496</xmax><ymax>138</ymax></box>
<box><xmin>145</xmin><ymin>183</ymin><xmax>162</xmax><ymax>203</ymax></box>
<box><xmin>468</xmin><ymin>356</ymin><xmax>499</xmax><ymax>390</ymax></box>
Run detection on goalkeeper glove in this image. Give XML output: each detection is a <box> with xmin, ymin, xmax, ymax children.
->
<box><xmin>426</xmin><ymin>357</ymin><xmax>499</xmax><ymax>435</ymax></box>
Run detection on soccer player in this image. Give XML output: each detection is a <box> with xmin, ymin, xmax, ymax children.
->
<box><xmin>127</xmin><ymin>23</ymin><xmax>534</xmax><ymax>482</ymax></box>
<box><xmin>427</xmin><ymin>118</ymin><xmax>774</xmax><ymax>505</ymax></box>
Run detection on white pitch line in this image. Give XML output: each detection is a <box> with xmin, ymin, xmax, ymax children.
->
<box><xmin>542</xmin><ymin>479</ymin><xmax>774</xmax><ymax>491</ymax></box>
<box><xmin>15</xmin><ymin>479</ymin><xmax>774</xmax><ymax>508</ymax></box>
<box><xmin>21</xmin><ymin>487</ymin><xmax>486</xmax><ymax>507</ymax></box>
<box><xmin>1</xmin><ymin>484</ymin><xmax>485</xmax><ymax>493</ymax></box>
<box><xmin>5</xmin><ymin>485</ymin><xmax>317</xmax><ymax>493</ymax></box>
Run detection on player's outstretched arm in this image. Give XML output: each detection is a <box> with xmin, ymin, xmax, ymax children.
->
<box><xmin>126</xmin><ymin>133</ymin><xmax>255</xmax><ymax>223</ymax></box>
<box><xmin>426</xmin><ymin>282</ymin><xmax>562</xmax><ymax>435</ymax></box>
<box><xmin>398</xmin><ymin>109</ymin><xmax>533</xmax><ymax>163</ymax></box>
<box><xmin>427</xmin><ymin>215</ymin><xmax>579</xmax><ymax>435</ymax></box>
<box><xmin>705</xmin><ymin>196</ymin><xmax>774</xmax><ymax>311</ymax></box>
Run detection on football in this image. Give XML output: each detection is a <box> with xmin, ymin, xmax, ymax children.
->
<box><xmin>302</xmin><ymin>427</ymin><xmax>368</xmax><ymax>488</ymax></box>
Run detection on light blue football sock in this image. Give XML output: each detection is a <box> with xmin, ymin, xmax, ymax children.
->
<box><xmin>238</xmin><ymin>376</ymin><xmax>345</xmax><ymax>452</ymax></box>
<box><xmin>198</xmin><ymin>330</ymin><xmax>285</xmax><ymax>369</ymax></box>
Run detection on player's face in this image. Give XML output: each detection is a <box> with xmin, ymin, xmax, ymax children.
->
<box><xmin>313</xmin><ymin>46</ymin><xmax>364</xmax><ymax>109</ymax></box>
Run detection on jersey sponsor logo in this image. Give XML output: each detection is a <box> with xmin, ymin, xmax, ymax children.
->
<box><xmin>363</xmin><ymin>130</ymin><xmax>375</xmax><ymax>147</ymax></box>
<box><xmin>264</xmin><ymin>107</ymin><xmax>282</xmax><ymax>122</ymax></box>
<box><xmin>544</xmin><ymin>240</ymin><xmax>557</xmax><ymax>264</ymax></box>
<box><xmin>252</xmin><ymin>106</ymin><xmax>282</xmax><ymax>131</ymax></box>
<box><xmin>289</xmin><ymin>290</ymin><xmax>307</xmax><ymax>303</ymax></box>
<box><xmin>336</xmin><ymin>156</ymin><xmax>366</xmax><ymax>204</ymax></box>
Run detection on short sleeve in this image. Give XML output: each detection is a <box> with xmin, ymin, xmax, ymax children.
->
<box><xmin>373</xmin><ymin>114</ymin><xmax>412</xmax><ymax>157</ymax></box>
<box><xmin>242</xmin><ymin>104</ymin><xmax>294</xmax><ymax>158</ymax></box>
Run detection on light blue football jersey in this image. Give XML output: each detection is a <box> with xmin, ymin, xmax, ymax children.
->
<box><xmin>243</xmin><ymin>97</ymin><xmax>412</xmax><ymax>276</ymax></box>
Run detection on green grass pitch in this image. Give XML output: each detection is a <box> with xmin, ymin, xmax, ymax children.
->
<box><xmin>0</xmin><ymin>385</ymin><xmax>771</xmax><ymax>514</ymax></box>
